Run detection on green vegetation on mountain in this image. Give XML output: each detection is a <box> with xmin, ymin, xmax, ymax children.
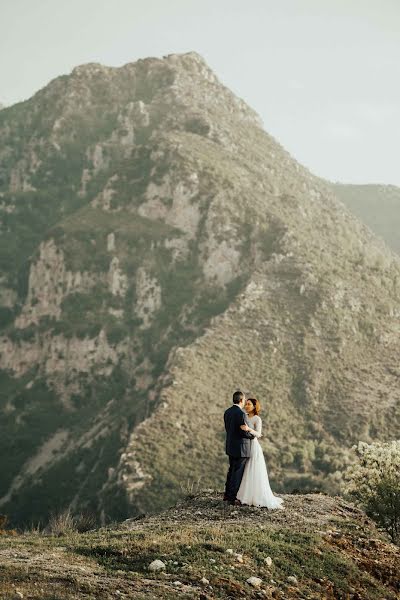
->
<box><xmin>333</xmin><ymin>183</ymin><xmax>400</xmax><ymax>254</ymax></box>
<box><xmin>0</xmin><ymin>52</ymin><xmax>399</xmax><ymax>527</ymax></box>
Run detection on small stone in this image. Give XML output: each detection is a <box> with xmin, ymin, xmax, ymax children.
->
<box><xmin>209</xmin><ymin>558</ymin><xmax>216</xmax><ymax>563</ymax></box>
<box><xmin>173</xmin><ymin>561</ymin><xmax>178</xmax><ymax>565</ymax></box>
<box><xmin>226</xmin><ymin>548</ymin><xmax>234</xmax><ymax>554</ymax></box>
<box><xmin>173</xmin><ymin>581</ymin><xmax>182</xmax><ymax>586</ymax></box>
<box><xmin>287</xmin><ymin>575</ymin><xmax>298</xmax><ymax>585</ymax></box>
<box><xmin>148</xmin><ymin>559</ymin><xmax>166</xmax><ymax>572</ymax></box>
<box><xmin>200</xmin><ymin>577</ymin><xmax>209</xmax><ymax>585</ymax></box>
<box><xmin>247</xmin><ymin>576</ymin><xmax>262</xmax><ymax>588</ymax></box>
<box><xmin>234</xmin><ymin>553</ymin><xmax>243</xmax><ymax>563</ymax></box>
<box><xmin>265</xmin><ymin>556</ymin><xmax>272</xmax><ymax>566</ymax></box>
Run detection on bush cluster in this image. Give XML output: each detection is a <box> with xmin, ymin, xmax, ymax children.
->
<box><xmin>343</xmin><ymin>440</ymin><xmax>400</xmax><ymax>543</ymax></box>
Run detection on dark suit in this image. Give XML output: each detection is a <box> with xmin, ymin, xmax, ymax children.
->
<box><xmin>223</xmin><ymin>404</ymin><xmax>254</xmax><ymax>502</ymax></box>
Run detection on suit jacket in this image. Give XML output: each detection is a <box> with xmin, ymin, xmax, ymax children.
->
<box><xmin>224</xmin><ymin>404</ymin><xmax>254</xmax><ymax>458</ymax></box>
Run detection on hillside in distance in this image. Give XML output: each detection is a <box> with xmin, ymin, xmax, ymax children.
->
<box><xmin>0</xmin><ymin>52</ymin><xmax>399</xmax><ymax>526</ymax></box>
<box><xmin>333</xmin><ymin>183</ymin><xmax>400</xmax><ymax>254</ymax></box>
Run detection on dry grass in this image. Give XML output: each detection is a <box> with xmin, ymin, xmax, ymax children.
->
<box><xmin>0</xmin><ymin>514</ymin><xmax>17</xmax><ymax>537</ymax></box>
<box><xmin>179</xmin><ymin>477</ymin><xmax>203</xmax><ymax>495</ymax></box>
<box><xmin>0</xmin><ymin>493</ymin><xmax>398</xmax><ymax>599</ymax></box>
<box><xmin>45</xmin><ymin>510</ymin><xmax>98</xmax><ymax>536</ymax></box>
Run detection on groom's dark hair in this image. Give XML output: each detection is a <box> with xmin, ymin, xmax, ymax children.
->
<box><xmin>232</xmin><ymin>390</ymin><xmax>245</xmax><ymax>404</ymax></box>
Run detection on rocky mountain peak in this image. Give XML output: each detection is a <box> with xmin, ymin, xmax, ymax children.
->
<box><xmin>71</xmin><ymin>62</ymin><xmax>110</xmax><ymax>76</ymax></box>
<box><xmin>0</xmin><ymin>52</ymin><xmax>399</xmax><ymax>527</ymax></box>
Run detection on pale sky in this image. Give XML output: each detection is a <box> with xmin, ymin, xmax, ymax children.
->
<box><xmin>1</xmin><ymin>0</ymin><xmax>399</xmax><ymax>185</ymax></box>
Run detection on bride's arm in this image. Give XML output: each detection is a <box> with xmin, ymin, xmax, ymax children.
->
<box><xmin>240</xmin><ymin>413</ymin><xmax>255</xmax><ymax>439</ymax></box>
<box><xmin>247</xmin><ymin>417</ymin><xmax>262</xmax><ymax>438</ymax></box>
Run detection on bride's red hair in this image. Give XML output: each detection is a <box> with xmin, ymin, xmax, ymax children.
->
<box><xmin>248</xmin><ymin>398</ymin><xmax>261</xmax><ymax>415</ymax></box>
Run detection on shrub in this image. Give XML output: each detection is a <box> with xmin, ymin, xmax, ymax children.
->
<box><xmin>45</xmin><ymin>509</ymin><xmax>98</xmax><ymax>535</ymax></box>
<box><xmin>0</xmin><ymin>514</ymin><xmax>18</xmax><ymax>536</ymax></box>
<box><xmin>45</xmin><ymin>509</ymin><xmax>77</xmax><ymax>536</ymax></box>
<box><xmin>343</xmin><ymin>440</ymin><xmax>400</xmax><ymax>543</ymax></box>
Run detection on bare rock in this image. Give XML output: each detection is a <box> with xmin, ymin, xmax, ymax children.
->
<box><xmin>247</xmin><ymin>576</ymin><xmax>262</xmax><ymax>588</ymax></box>
<box><xmin>148</xmin><ymin>559</ymin><xmax>166</xmax><ymax>572</ymax></box>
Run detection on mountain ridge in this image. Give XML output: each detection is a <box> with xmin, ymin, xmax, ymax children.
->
<box><xmin>0</xmin><ymin>52</ymin><xmax>399</xmax><ymax>526</ymax></box>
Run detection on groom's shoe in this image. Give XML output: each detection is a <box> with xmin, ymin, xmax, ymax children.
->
<box><xmin>229</xmin><ymin>499</ymin><xmax>242</xmax><ymax>506</ymax></box>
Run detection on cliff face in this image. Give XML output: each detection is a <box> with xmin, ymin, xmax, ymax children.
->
<box><xmin>0</xmin><ymin>52</ymin><xmax>399</xmax><ymax>526</ymax></box>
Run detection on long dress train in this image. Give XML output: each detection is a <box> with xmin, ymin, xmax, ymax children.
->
<box><xmin>236</xmin><ymin>415</ymin><xmax>284</xmax><ymax>509</ymax></box>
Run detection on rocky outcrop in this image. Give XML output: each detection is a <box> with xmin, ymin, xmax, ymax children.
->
<box><xmin>138</xmin><ymin>173</ymin><xmax>201</xmax><ymax>239</ymax></box>
<box><xmin>15</xmin><ymin>240</ymin><xmax>99</xmax><ymax>328</ymax></box>
<box><xmin>0</xmin><ymin>329</ymin><xmax>125</xmax><ymax>379</ymax></box>
<box><xmin>108</xmin><ymin>257</ymin><xmax>128</xmax><ymax>297</ymax></box>
<box><xmin>135</xmin><ymin>268</ymin><xmax>161</xmax><ymax>328</ymax></box>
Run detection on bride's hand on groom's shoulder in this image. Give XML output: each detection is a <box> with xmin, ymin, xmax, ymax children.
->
<box><xmin>240</xmin><ymin>424</ymin><xmax>250</xmax><ymax>431</ymax></box>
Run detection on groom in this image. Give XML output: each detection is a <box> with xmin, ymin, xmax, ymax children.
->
<box><xmin>223</xmin><ymin>390</ymin><xmax>254</xmax><ymax>505</ymax></box>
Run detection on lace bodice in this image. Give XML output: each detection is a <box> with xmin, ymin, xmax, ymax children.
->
<box><xmin>247</xmin><ymin>415</ymin><xmax>262</xmax><ymax>438</ymax></box>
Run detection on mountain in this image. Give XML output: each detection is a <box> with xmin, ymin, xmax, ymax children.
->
<box><xmin>332</xmin><ymin>183</ymin><xmax>400</xmax><ymax>254</ymax></box>
<box><xmin>0</xmin><ymin>52</ymin><xmax>399</xmax><ymax>527</ymax></box>
<box><xmin>1</xmin><ymin>492</ymin><xmax>399</xmax><ymax>599</ymax></box>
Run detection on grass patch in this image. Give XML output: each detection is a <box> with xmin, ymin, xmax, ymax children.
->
<box><xmin>67</xmin><ymin>522</ymin><xmax>393</xmax><ymax>598</ymax></box>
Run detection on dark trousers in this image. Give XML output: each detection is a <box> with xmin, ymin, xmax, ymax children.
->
<box><xmin>224</xmin><ymin>456</ymin><xmax>248</xmax><ymax>501</ymax></box>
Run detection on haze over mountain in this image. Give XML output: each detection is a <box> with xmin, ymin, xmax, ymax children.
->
<box><xmin>0</xmin><ymin>52</ymin><xmax>399</xmax><ymax>527</ymax></box>
<box><xmin>333</xmin><ymin>183</ymin><xmax>400</xmax><ymax>255</ymax></box>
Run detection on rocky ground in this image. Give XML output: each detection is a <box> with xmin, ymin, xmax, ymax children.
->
<box><xmin>0</xmin><ymin>491</ymin><xmax>399</xmax><ymax>599</ymax></box>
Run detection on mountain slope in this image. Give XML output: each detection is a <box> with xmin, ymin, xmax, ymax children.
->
<box><xmin>0</xmin><ymin>52</ymin><xmax>399</xmax><ymax>526</ymax></box>
<box><xmin>333</xmin><ymin>183</ymin><xmax>400</xmax><ymax>254</ymax></box>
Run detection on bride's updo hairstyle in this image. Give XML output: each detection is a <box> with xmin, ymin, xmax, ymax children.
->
<box><xmin>248</xmin><ymin>398</ymin><xmax>261</xmax><ymax>415</ymax></box>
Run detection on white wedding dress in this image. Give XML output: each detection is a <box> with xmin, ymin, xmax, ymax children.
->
<box><xmin>237</xmin><ymin>415</ymin><xmax>284</xmax><ymax>509</ymax></box>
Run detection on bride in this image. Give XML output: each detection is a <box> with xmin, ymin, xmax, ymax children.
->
<box><xmin>236</xmin><ymin>398</ymin><xmax>284</xmax><ymax>509</ymax></box>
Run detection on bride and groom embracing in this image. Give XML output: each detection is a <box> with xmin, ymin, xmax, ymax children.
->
<box><xmin>223</xmin><ymin>390</ymin><xmax>284</xmax><ymax>509</ymax></box>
